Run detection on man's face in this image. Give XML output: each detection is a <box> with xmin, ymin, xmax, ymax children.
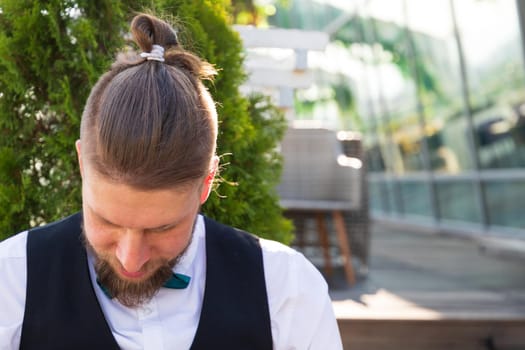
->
<box><xmin>81</xmin><ymin>164</ymin><xmax>205</xmax><ymax>307</ymax></box>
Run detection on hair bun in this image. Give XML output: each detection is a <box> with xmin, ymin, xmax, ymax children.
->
<box><xmin>131</xmin><ymin>14</ymin><xmax>178</xmax><ymax>53</ymax></box>
<box><xmin>129</xmin><ymin>13</ymin><xmax>216</xmax><ymax>81</ymax></box>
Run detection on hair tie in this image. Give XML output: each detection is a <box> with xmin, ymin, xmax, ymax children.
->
<box><xmin>140</xmin><ymin>44</ymin><xmax>165</xmax><ymax>62</ymax></box>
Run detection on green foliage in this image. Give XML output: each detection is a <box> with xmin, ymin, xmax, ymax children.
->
<box><xmin>0</xmin><ymin>0</ymin><xmax>128</xmax><ymax>239</ymax></box>
<box><xmin>206</xmin><ymin>93</ymin><xmax>293</xmax><ymax>244</ymax></box>
<box><xmin>0</xmin><ymin>0</ymin><xmax>293</xmax><ymax>244</ymax></box>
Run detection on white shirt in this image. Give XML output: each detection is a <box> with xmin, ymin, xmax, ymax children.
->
<box><xmin>0</xmin><ymin>215</ymin><xmax>342</xmax><ymax>349</ymax></box>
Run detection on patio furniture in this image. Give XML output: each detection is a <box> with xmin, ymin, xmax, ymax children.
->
<box><xmin>277</xmin><ymin>127</ymin><xmax>368</xmax><ymax>285</ymax></box>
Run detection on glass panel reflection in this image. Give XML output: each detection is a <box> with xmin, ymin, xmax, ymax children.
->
<box><xmin>405</xmin><ymin>0</ymin><xmax>475</xmax><ymax>173</ymax></box>
<box><xmin>454</xmin><ymin>0</ymin><xmax>525</xmax><ymax>169</ymax></box>
<box><xmin>485</xmin><ymin>180</ymin><xmax>525</xmax><ymax>230</ymax></box>
<box><xmin>399</xmin><ymin>180</ymin><xmax>432</xmax><ymax>217</ymax></box>
<box><xmin>369</xmin><ymin>179</ymin><xmax>389</xmax><ymax>213</ymax></box>
<box><xmin>365</xmin><ymin>0</ymin><xmax>426</xmax><ymax>173</ymax></box>
<box><xmin>436</xmin><ymin>181</ymin><xmax>482</xmax><ymax>223</ymax></box>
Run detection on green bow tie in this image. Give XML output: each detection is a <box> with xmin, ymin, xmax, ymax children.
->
<box><xmin>97</xmin><ymin>273</ymin><xmax>191</xmax><ymax>299</ymax></box>
<box><xmin>164</xmin><ymin>273</ymin><xmax>191</xmax><ymax>289</ymax></box>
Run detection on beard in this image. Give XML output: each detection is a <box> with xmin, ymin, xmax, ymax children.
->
<box><xmin>82</xmin><ymin>227</ymin><xmax>192</xmax><ymax>308</ymax></box>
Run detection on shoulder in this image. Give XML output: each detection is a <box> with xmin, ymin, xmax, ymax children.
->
<box><xmin>202</xmin><ymin>216</ymin><xmax>328</xmax><ymax>298</ymax></box>
<box><xmin>259</xmin><ymin>238</ymin><xmax>328</xmax><ymax>297</ymax></box>
<box><xmin>0</xmin><ymin>231</ymin><xmax>28</xmax><ymax>348</ymax></box>
<box><xmin>27</xmin><ymin>212</ymin><xmax>82</xmax><ymax>240</ymax></box>
<box><xmin>259</xmin><ymin>238</ymin><xmax>342</xmax><ymax>348</ymax></box>
<box><xmin>0</xmin><ymin>230</ymin><xmax>28</xmax><ymax>288</ymax></box>
<box><xmin>0</xmin><ymin>230</ymin><xmax>28</xmax><ymax>260</ymax></box>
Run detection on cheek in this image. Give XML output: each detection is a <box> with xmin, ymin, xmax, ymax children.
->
<box><xmin>150</xmin><ymin>232</ymin><xmax>189</xmax><ymax>258</ymax></box>
<box><xmin>150</xmin><ymin>226</ymin><xmax>195</xmax><ymax>259</ymax></box>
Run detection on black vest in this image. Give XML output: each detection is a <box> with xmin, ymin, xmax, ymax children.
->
<box><xmin>19</xmin><ymin>213</ymin><xmax>273</xmax><ymax>349</ymax></box>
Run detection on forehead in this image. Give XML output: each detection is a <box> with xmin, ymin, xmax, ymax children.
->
<box><xmin>82</xmin><ymin>168</ymin><xmax>200</xmax><ymax>230</ymax></box>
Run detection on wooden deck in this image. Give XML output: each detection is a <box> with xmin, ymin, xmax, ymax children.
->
<box><xmin>309</xmin><ymin>222</ymin><xmax>525</xmax><ymax>350</ymax></box>
<box><xmin>337</xmin><ymin>318</ymin><xmax>525</xmax><ymax>350</ymax></box>
<box><xmin>333</xmin><ymin>290</ymin><xmax>525</xmax><ymax>349</ymax></box>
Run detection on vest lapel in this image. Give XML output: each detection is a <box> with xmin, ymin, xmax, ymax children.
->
<box><xmin>190</xmin><ymin>216</ymin><xmax>273</xmax><ymax>350</ymax></box>
<box><xmin>20</xmin><ymin>213</ymin><xmax>119</xmax><ymax>350</ymax></box>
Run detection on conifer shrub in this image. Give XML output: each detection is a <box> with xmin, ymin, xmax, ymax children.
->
<box><xmin>0</xmin><ymin>0</ymin><xmax>293</xmax><ymax>243</ymax></box>
<box><xmin>0</xmin><ymin>0</ymin><xmax>129</xmax><ymax>239</ymax></box>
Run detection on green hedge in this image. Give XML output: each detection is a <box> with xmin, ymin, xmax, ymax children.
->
<box><xmin>0</xmin><ymin>0</ymin><xmax>293</xmax><ymax>243</ymax></box>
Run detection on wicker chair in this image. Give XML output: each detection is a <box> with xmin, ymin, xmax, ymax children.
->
<box><xmin>277</xmin><ymin>127</ymin><xmax>368</xmax><ymax>285</ymax></box>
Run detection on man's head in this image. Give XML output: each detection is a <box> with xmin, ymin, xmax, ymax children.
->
<box><xmin>77</xmin><ymin>14</ymin><xmax>218</xmax><ymax>307</ymax></box>
<box><xmin>79</xmin><ymin>13</ymin><xmax>218</xmax><ymax>189</ymax></box>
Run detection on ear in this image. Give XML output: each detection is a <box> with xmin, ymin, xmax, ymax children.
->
<box><xmin>75</xmin><ymin>140</ymin><xmax>84</xmax><ymax>178</ymax></box>
<box><xmin>199</xmin><ymin>156</ymin><xmax>219</xmax><ymax>204</ymax></box>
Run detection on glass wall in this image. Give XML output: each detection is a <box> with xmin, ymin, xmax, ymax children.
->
<box><xmin>405</xmin><ymin>0</ymin><xmax>474</xmax><ymax>173</ymax></box>
<box><xmin>357</xmin><ymin>0</ymin><xmax>525</xmax><ymax>237</ymax></box>
<box><xmin>360</xmin><ymin>0</ymin><xmax>434</xmax><ymax>218</ymax></box>
<box><xmin>268</xmin><ymin>0</ymin><xmax>525</xmax><ymax>239</ymax></box>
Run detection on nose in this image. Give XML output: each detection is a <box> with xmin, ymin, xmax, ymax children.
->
<box><xmin>115</xmin><ymin>230</ymin><xmax>151</xmax><ymax>273</ymax></box>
